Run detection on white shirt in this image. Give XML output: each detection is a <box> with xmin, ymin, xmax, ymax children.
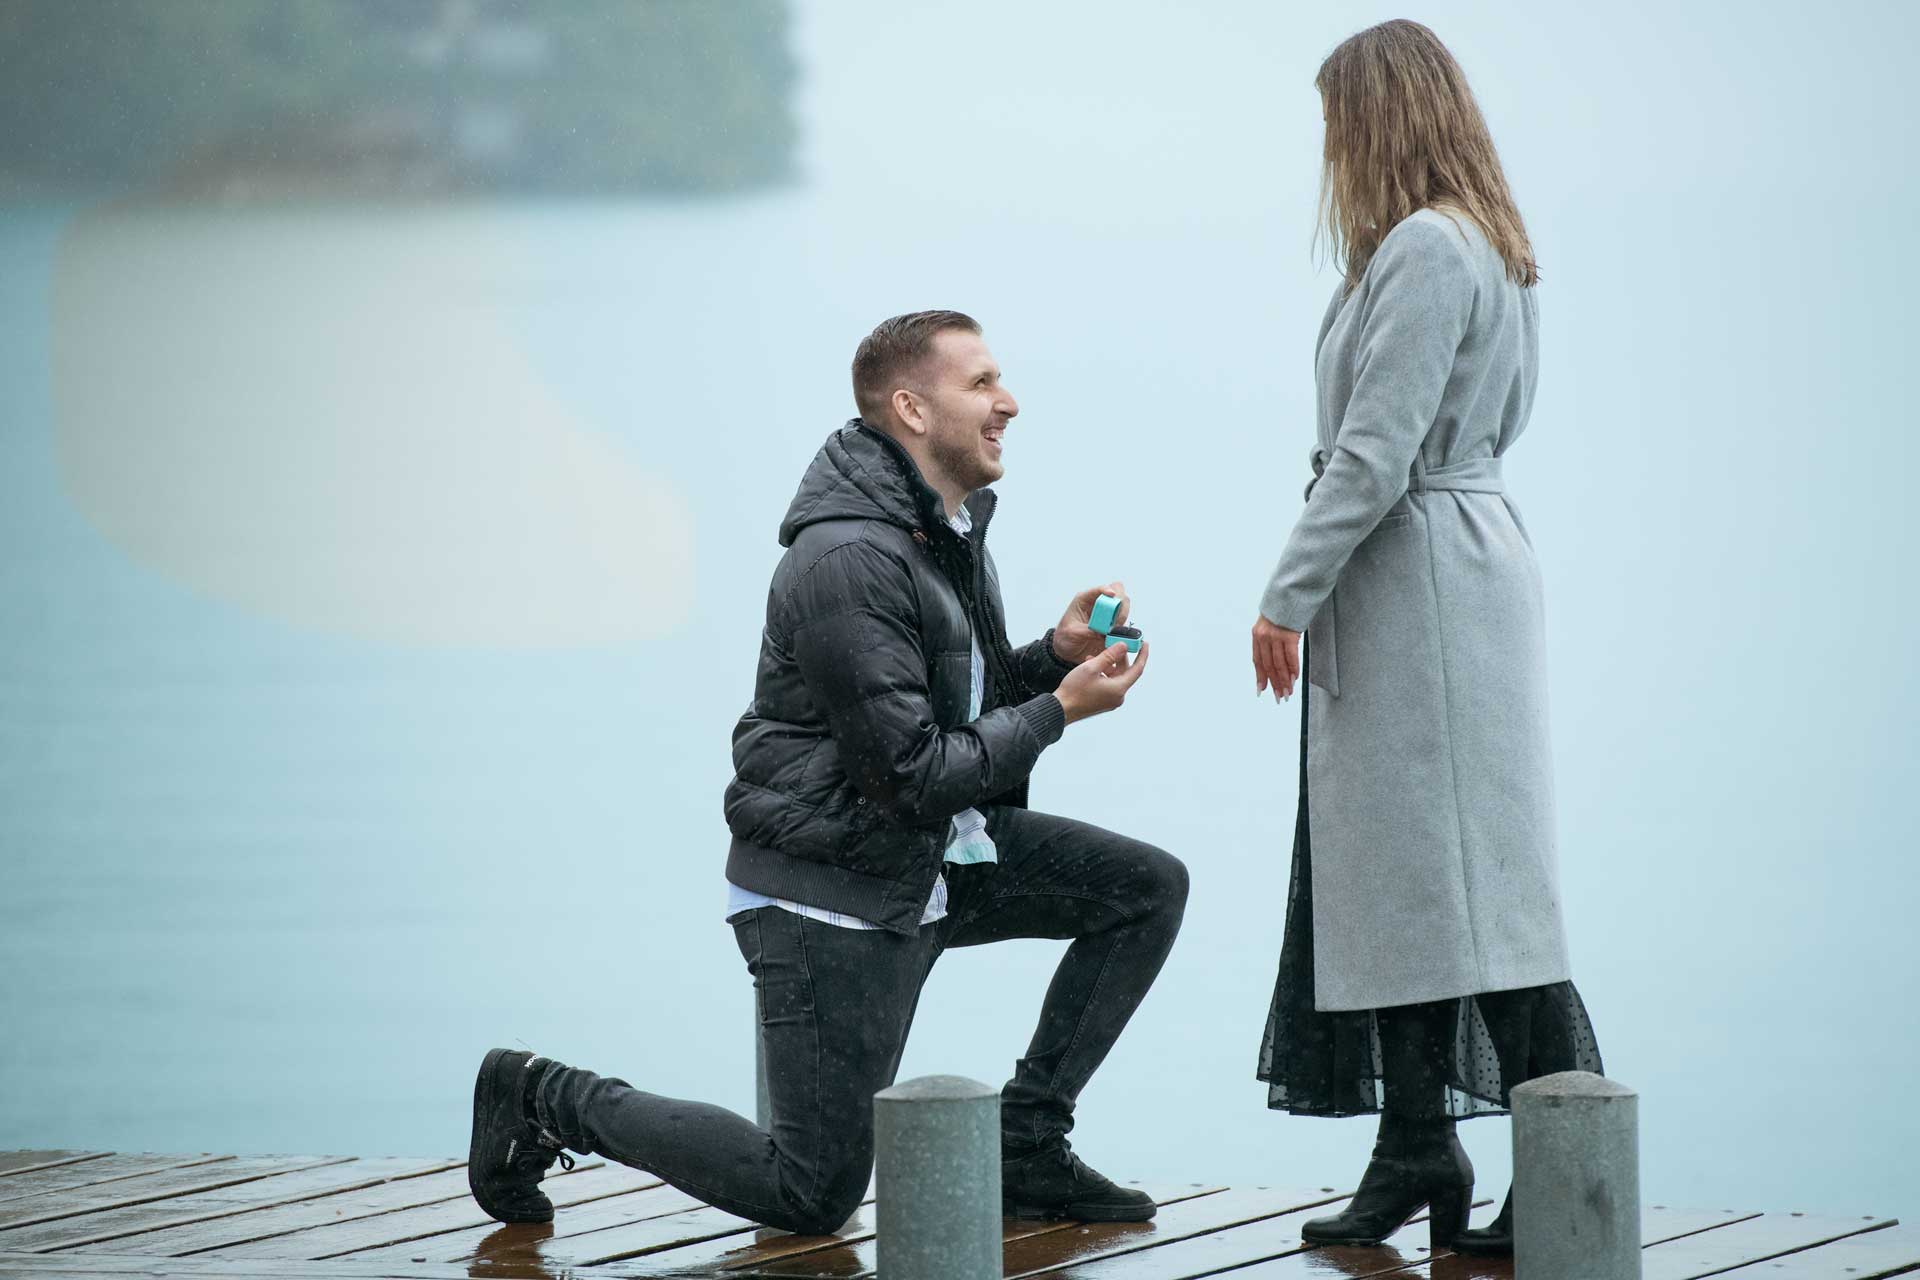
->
<box><xmin>724</xmin><ymin>504</ymin><xmax>997</xmax><ymax>929</ymax></box>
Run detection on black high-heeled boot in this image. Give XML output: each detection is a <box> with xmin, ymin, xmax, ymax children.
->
<box><xmin>1300</xmin><ymin>1114</ymin><xmax>1474</xmax><ymax>1249</ymax></box>
<box><xmin>1452</xmin><ymin>1185</ymin><xmax>1513</xmax><ymax>1254</ymax></box>
<box><xmin>1303</xmin><ymin>998</ymin><xmax>1472</xmax><ymax>1249</ymax></box>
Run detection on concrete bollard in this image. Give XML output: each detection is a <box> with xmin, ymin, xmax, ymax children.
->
<box><xmin>1513</xmin><ymin>1070</ymin><xmax>1641</xmax><ymax>1280</ymax></box>
<box><xmin>874</xmin><ymin>1075</ymin><xmax>1001</xmax><ymax>1280</ymax></box>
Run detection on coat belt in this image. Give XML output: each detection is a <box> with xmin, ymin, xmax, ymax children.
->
<box><xmin>1305</xmin><ymin>443</ymin><xmax>1512</xmax><ymax>498</ymax></box>
<box><xmin>1410</xmin><ymin>454</ymin><xmax>1505</xmax><ymax>494</ymax></box>
<box><xmin>1304</xmin><ymin>447</ymin><xmax>1506</xmax><ymax>501</ymax></box>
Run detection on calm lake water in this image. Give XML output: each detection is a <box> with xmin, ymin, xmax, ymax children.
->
<box><xmin>4</xmin><ymin>0</ymin><xmax>1918</xmax><ymax>1224</ymax></box>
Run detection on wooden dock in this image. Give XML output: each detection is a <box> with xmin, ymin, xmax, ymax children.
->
<box><xmin>0</xmin><ymin>1149</ymin><xmax>1912</xmax><ymax>1278</ymax></box>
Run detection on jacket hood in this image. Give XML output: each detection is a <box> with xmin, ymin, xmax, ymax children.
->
<box><xmin>778</xmin><ymin>420</ymin><xmax>952</xmax><ymax>547</ymax></box>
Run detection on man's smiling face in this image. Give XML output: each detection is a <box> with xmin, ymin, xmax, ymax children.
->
<box><xmin>915</xmin><ymin>328</ymin><xmax>1019</xmax><ymax>493</ymax></box>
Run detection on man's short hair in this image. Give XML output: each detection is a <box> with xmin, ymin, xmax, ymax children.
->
<box><xmin>850</xmin><ymin>310</ymin><xmax>981</xmax><ymax>425</ymax></box>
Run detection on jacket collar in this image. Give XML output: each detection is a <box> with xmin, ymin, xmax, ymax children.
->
<box><xmin>778</xmin><ymin>418</ymin><xmax>997</xmax><ymax>547</ymax></box>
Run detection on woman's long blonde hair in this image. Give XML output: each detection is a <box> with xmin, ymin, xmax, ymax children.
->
<box><xmin>1316</xmin><ymin>20</ymin><xmax>1538</xmax><ymax>290</ymax></box>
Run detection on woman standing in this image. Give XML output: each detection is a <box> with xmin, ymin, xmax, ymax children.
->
<box><xmin>1250</xmin><ymin>21</ymin><xmax>1603</xmax><ymax>1255</ymax></box>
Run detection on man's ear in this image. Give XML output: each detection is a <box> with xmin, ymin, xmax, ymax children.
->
<box><xmin>891</xmin><ymin>388</ymin><xmax>927</xmax><ymax>436</ymax></box>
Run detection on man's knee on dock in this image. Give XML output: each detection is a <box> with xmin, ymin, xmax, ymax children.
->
<box><xmin>773</xmin><ymin>1166</ymin><xmax>868</xmax><ymax>1238</ymax></box>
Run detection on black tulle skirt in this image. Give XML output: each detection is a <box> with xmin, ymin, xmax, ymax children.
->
<box><xmin>1256</xmin><ymin>642</ymin><xmax>1604</xmax><ymax>1119</ymax></box>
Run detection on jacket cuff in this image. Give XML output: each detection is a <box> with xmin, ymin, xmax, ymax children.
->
<box><xmin>1037</xmin><ymin>628</ymin><xmax>1077</xmax><ymax>673</ymax></box>
<box><xmin>1010</xmin><ymin>630</ymin><xmax>1077</xmax><ymax>696</ymax></box>
<box><xmin>1015</xmin><ymin>693</ymin><xmax>1067</xmax><ymax>748</ymax></box>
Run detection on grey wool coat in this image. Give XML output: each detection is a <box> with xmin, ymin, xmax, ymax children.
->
<box><xmin>1260</xmin><ymin>208</ymin><xmax>1572</xmax><ymax>1013</ymax></box>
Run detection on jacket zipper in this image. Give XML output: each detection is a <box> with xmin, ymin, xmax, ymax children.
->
<box><xmin>965</xmin><ymin>509</ymin><xmax>1021</xmax><ymax>712</ymax></box>
<box><xmin>921</xmin><ymin>494</ymin><xmax>1020</xmax><ymax>713</ymax></box>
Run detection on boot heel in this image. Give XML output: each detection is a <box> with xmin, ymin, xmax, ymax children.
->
<box><xmin>1428</xmin><ymin>1184</ymin><xmax>1471</xmax><ymax>1251</ymax></box>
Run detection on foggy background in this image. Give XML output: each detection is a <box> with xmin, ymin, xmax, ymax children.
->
<box><xmin>3</xmin><ymin>0</ymin><xmax>1917</xmax><ymax>1222</ymax></box>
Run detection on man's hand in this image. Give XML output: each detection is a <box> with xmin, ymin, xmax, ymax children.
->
<box><xmin>1054</xmin><ymin>640</ymin><xmax>1150</xmax><ymax>725</ymax></box>
<box><xmin>1052</xmin><ymin>582</ymin><xmax>1131</xmax><ymax>664</ymax></box>
<box><xmin>1252</xmin><ymin>615</ymin><xmax>1301</xmax><ymax>703</ymax></box>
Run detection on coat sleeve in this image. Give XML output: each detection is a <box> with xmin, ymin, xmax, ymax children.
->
<box><xmin>1259</xmin><ymin>218</ymin><xmax>1477</xmax><ymax>631</ymax></box>
<box><xmin>1009</xmin><ymin>630</ymin><xmax>1076</xmax><ymax>695</ymax></box>
<box><xmin>788</xmin><ymin>539</ymin><xmax>1066</xmax><ymax>826</ymax></box>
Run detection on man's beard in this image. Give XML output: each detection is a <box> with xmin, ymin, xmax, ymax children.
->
<box><xmin>929</xmin><ymin>424</ymin><xmax>1002</xmax><ymax>494</ymax></box>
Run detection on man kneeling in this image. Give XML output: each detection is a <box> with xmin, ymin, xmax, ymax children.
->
<box><xmin>468</xmin><ymin>310</ymin><xmax>1188</xmax><ymax>1234</ymax></box>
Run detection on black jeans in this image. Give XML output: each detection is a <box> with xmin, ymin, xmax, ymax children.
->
<box><xmin>533</xmin><ymin>805</ymin><xmax>1188</xmax><ymax>1235</ymax></box>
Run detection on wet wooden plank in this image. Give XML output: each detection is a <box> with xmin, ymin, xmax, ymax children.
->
<box><xmin>0</xmin><ymin>1253</ymin><xmax>484</xmax><ymax>1278</ymax></box>
<box><xmin>1643</xmin><ymin>1206</ymin><xmax>1770</xmax><ymax>1247</ymax></box>
<box><xmin>1709</xmin><ymin>1222</ymin><xmax>1920</xmax><ymax>1278</ymax></box>
<box><xmin>1034</xmin><ymin>1206</ymin><xmax>1448</xmax><ymax>1280</ymax></box>
<box><xmin>4</xmin><ymin>1153</ymin><xmax>1904</xmax><ymax>1280</ymax></box>
<box><xmin>630</xmin><ymin>1201</ymin><xmax>1099</xmax><ymax>1280</ymax></box>
<box><xmin>0</xmin><ymin>1155</ymin><xmax>229</xmax><ymax>1206</ymax></box>
<box><xmin>592</xmin><ymin>1188</ymin><xmax>1229</xmax><ymax>1277</ymax></box>
<box><xmin>998</xmin><ymin>1187</ymin><xmax>1355</xmax><ymax>1280</ymax></box>
<box><xmin>1405</xmin><ymin>1210</ymin><xmax>1898</xmax><ymax>1280</ymax></box>
<box><xmin>1202</xmin><ymin>1215</ymin><xmax>1440</xmax><ymax>1278</ymax></box>
<box><xmin>719</xmin><ymin>1185</ymin><xmax>1299</xmax><ymax>1279</ymax></box>
<box><xmin>729</xmin><ymin>1205</ymin><xmax>1121</xmax><ymax>1280</ymax></box>
<box><xmin>65</xmin><ymin>1167</ymin><xmax>476</xmax><ymax>1257</ymax></box>
<box><xmin>1642</xmin><ymin>1212</ymin><xmax>1897</xmax><ymax>1279</ymax></box>
<box><xmin>468</xmin><ymin>1194</ymin><xmax>870</xmax><ymax>1276</ymax></box>
<box><xmin>0</xmin><ymin>1154</ymin><xmax>109</xmax><ymax>1179</ymax></box>
<box><xmin>647</xmin><ymin>1200</ymin><xmax>1076</xmax><ymax>1277</ymax></box>
<box><xmin>201</xmin><ymin>1162</ymin><xmax>649</xmax><ymax>1260</ymax></box>
<box><xmin>1363</xmin><ymin>1205</ymin><xmax>1767</xmax><ymax>1280</ymax></box>
<box><xmin>370</xmin><ymin>1169</ymin><xmax>1192</xmax><ymax>1272</ymax></box>
<box><xmin>1420</xmin><ymin>1255</ymin><xmax>1505</xmax><ymax>1280</ymax></box>
<box><xmin>315</xmin><ymin>1170</ymin><xmax>680</xmax><ymax>1266</ymax></box>
<box><xmin>386</xmin><ymin>1182</ymin><xmax>711</xmax><ymax>1266</ymax></box>
<box><xmin>433</xmin><ymin>1201</ymin><xmax>755</xmax><ymax>1267</ymax></box>
<box><xmin>0</xmin><ymin>1158</ymin><xmax>348</xmax><ymax>1233</ymax></box>
<box><xmin>11</xmin><ymin>1158</ymin><xmax>462</xmax><ymax>1253</ymax></box>
<box><xmin>702</xmin><ymin>1203</ymin><xmax>882</xmax><ymax>1274</ymax></box>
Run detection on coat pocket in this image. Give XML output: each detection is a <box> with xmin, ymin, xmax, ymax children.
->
<box><xmin>1369</xmin><ymin>511</ymin><xmax>1411</xmax><ymax>535</ymax></box>
<box><xmin>1310</xmin><ymin>512</ymin><xmax>1414</xmax><ymax>698</ymax></box>
<box><xmin>1306</xmin><ymin>589</ymin><xmax>1339</xmax><ymax>698</ymax></box>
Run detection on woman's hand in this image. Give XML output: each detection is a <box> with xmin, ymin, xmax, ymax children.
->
<box><xmin>1252</xmin><ymin>616</ymin><xmax>1301</xmax><ymax>702</ymax></box>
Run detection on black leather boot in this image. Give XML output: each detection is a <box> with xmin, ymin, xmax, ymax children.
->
<box><xmin>1452</xmin><ymin>1185</ymin><xmax>1513</xmax><ymax>1254</ymax></box>
<box><xmin>1300</xmin><ymin>1115</ymin><xmax>1474</xmax><ymax>1249</ymax></box>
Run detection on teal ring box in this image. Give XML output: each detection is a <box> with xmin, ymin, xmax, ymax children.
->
<box><xmin>1088</xmin><ymin>593</ymin><xmax>1142</xmax><ymax>654</ymax></box>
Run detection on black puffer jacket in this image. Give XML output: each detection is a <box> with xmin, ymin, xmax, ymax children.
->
<box><xmin>724</xmin><ymin>420</ymin><xmax>1073</xmax><ymax>933</ymax></box>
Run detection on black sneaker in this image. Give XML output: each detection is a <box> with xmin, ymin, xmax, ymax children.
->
<box><xmin>469</xmin><ymin>1048</ymin><xmax>574</xmax><ymax>1224</ymax></box>
<box><xmin>1002</xmin><ymin>1141</ymin><xmax>1156</xmax><ymax>1222</ymax></box>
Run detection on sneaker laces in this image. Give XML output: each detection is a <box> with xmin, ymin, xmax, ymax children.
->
<box><xmin>539</xmin><ymin>1128</ymin><xmax>576</xmax><ymax>1173</ymax></box>
<box><xmin>507</xmin><ymin>1129</ymin><xmax>575</xmax><ymax>1175</ymax></box>
<box><xmin>521</xmin><ymin>1065</ymin><xmax>574</xmax><ymax>1173</ymax></box>
<box><xmin>1015</xmin><ymin>1139</ymin><xmax>1096</xmax><ymax>1189</ymax></box>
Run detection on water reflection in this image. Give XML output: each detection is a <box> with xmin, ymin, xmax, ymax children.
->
<box><xmin>1426</xmin><ymin>1250</ymin><xmax>1515</xmax><ymax>1279</ymax></box>
<box><xmin>457</xmin><ymin>1205</ymin><xmax>879</xmax><ymax>1278</ymax></box>
<box><xmin>1292</xmin><ymin>1241</ymin><xmax>1421</xmax><ymax>1276</ymax></box>
<box><xmin>464</xmin><ymin>1222</ymin><xmax>556</xmax><ymax>1279</ymax></box>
